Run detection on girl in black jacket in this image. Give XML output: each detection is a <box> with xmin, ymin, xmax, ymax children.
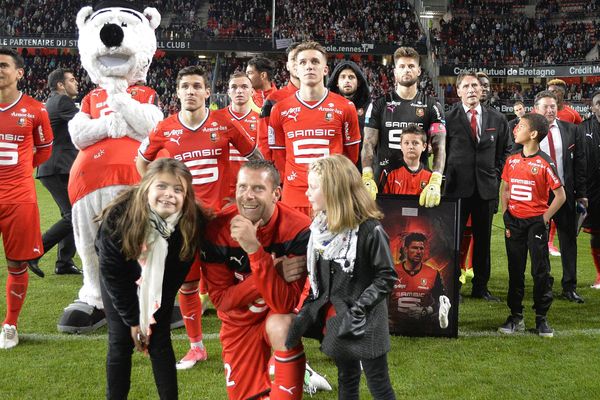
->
<box><xmin>287</xmin><ymin>154</ymin><xmax>397</xmax><ymax>400</ymax></box>
<box><xmin>96</xmin><ymin>158</ymin><xmax>209</xmax><ymax>399</ymax></box>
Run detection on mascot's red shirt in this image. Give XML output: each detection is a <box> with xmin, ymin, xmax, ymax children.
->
<box><xmin>68</xmin><ymin>85</ymin><xmax>158</xmax><ymax>204</ymax></box>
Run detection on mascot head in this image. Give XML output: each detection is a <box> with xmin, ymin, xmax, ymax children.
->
<box><xmin>76</xmin><ymin>0</ymin><xmax>161</xmax><ymax>88</ymax></box>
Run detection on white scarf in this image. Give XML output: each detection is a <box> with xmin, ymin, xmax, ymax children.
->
<box><xmin>137</xmin><ymin>209</ymin><xmax>181</xmax><ymax>336</ymax></box>
<box><xmin>307</xmin><ymin>212</ymin><xmax>358</xmax><ymax>298</ymax></box>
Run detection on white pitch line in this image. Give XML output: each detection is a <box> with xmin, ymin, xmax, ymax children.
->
<box><xmin>19</xmin><ymin>332</ymin><xmax>220</xmax><ymax>341</ymax></box>
<box><xmin>18</xmin><ymin>329</ymin><xmax>600</xmax><ymax>342</ymax></box>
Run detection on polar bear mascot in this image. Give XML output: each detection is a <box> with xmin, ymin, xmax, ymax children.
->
<box><xmin>59</xmin><ymin>0</ymin><xmax>163</xmax><ymax>333</ymax></box>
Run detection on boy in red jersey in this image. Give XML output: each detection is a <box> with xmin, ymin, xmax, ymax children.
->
<box><xmin>0</xmin><ymin>48</ymin><xmax>53</xmax><ymax>349</ymax></box>
<box><xmin>499</xmin><ymin>113</ymin><xmax>566</xmax><ymax>338</ymax></box>
<box><xmin>268</xmin><ymin>41</ymin><xmax>361</xmax><ymax>216</ymax></box>
<box><xmin>138</xmin><ymin>65</ymin><xmax>261</xmax><ymax>369</ymax></box>
<box><xmin>381</xmin><ymin>124</ymin><xmax>431</xmax><ymax>195</ymax></box>
<box><xmin>201</xmin><ymin>160</ymin><xmax>308</xmax><ymax>400</ymax></box>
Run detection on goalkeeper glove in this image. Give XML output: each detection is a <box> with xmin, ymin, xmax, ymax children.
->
<box><xmin>362</xmin><ymin>168</ymin><xmax>378</xmax><ymax>200</ymax></box>
<box><xmin>419</xmin><ymin>171</ymin><xmax>443</xmax><ymax>208</ymax></box>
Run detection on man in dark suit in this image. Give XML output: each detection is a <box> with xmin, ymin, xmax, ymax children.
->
<box><xmin>534</xmin><ymin>90</ymin><xmax>587</xmax><ymax>302</ymax></box>
<box><xmin>29</xmin><ymin>69</ymin><xmax>81</xmax><ymax>276</ymax></box>
<box><xmin>507</xmin><ymin>100</ymin><xmax>526</xmax><ymax>149</ymax></box>
<box><xmin>444</xmin><ymin>72</ymin><xmax>510</xmax><ymax>301</ymax></box>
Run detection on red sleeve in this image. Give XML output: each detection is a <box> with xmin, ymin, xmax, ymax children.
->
<box><xmin>138</xmin><ymin>126</ymin><xmax>165</xmax><ymax>162</ymax></box>
<box><xmin>268</xmin><ymin>107</ymin><xmax>286</xmax><ymax>173</ymax></box>
<box><xmin>201</xmin><ymin>262</ymin><xmax>261</xmax><ymax>312</ymax></box>
<box><xmin>257</xmin><ymin>114</ymin><xmax>272</xmax><ymax>161</ymax></box>
<box><xmin>342</xmin><ymin>103</ymin><xmax>361</xmax><ymax>164</ymax></box>
<box><xmin>247</xmin><ymin>247</ymin><xmax>303</xmax><ymax>314</ymax></box>
<box><xmin>80</xmin><ymin>92</ymin><xmax>91</xmax><ymax>115</ymax></box>
<box><xmin>32</xmin><ymin>107</ymin><xmax>54</xmax><ymax>167</ymax></box>
<box><xmin>229</xmin><ymin>118</ymin><xmax>257</xmax><ymax>157</ymax></box>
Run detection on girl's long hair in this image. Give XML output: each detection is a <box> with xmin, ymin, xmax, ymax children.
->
<box><xmin>97</xmin><ymin>158</ymin><xmax>208</xmax><ymax>261</ymax></box>
<box><xmin>309</xmin><ymin>154</ymin><xmax>383</xmax><ymax>233</ymax></box>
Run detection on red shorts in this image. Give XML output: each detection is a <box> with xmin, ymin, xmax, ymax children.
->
<box><xmin>220</xmin><ymin>319</ymin><xmax>271</xmax><ymax>400</ymax></box>
<box><xmin>0</xmin><ymin>203</ymin><xmax>42</xmax><ymax>261</ymax></box>
<box><xmin>184</xmin><ymin>252</ymin><xmax>202</xmax><ymax>282</ymax></box>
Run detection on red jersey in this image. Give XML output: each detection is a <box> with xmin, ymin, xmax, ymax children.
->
<box><xmin>382</xmin><ymin>163</ymin><xmax>431</xmax><ymax>195</ymax></box>
<box><xmin>268</xmin><ymin>90</ymin><xmax>361</xmax><ymax>208</ymax></box>
<box><xmin>557</xmin><ymin>105</ymin><xmax>582</xmax><ymax>125</ymax></box>
<box><xmin>252</xmin><ymin>82</ymin><xmax>277</xmax><ymax>109</ymax></box>
<box><xmin>502</xmin><ymin>150</ymin><xmax>562</xmax><ymax>219</ymax></box>
<box><xmin>200</xmin><ymin>202</ymin><xmax>310</xmax><ymax>327</ymax></box>
<box><xmin>139</xmin><ymin>109</ymin><xmax>256</xmax><ymax>211</ymax></box>
<box><xmin>226</xmin><ymin>107</ymin><xmax>259</xmax><ymax>198</ymax></box>
<box><xmin>389</xmin><ymin>262</ymin><xmax>443</xmax><ymax>322</ymax></box>
<box><xmin>68</xmin><ymin>85</ymin><xmax>158</xmax><ymax>204</ymax></box>
<box><xmin>0</xmin><ymin>93</ymin><xmax>53</xmax><ymax>204</ymax></box>
<box><xmin>258</xmin><ymin>82</ymin><xmax>299</xmax><ymax>161</ymax></box>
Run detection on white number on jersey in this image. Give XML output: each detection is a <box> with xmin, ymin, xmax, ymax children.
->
<box><xmin>224</xmin><ymin>363</ymin><xmax>236</xmax><ymax>387</ymax></box>
<box><xmin>292</xmin><ymin>138</ymin><xmax>330</xmax><ymax>164</ymax></box>
<box><xmin>388</xmin><ymin>129</ymin><xmax>402</xmax><ymax>150</ymax></box>
<box><xmin>510</xmin><ymin>184</ymin><xmax>533</xmax><ymax>201</ymax></box>
<box><xmin>185</xmin><ymin>159</ymin><xmax>219</xmax><ymax>185</ymax></box>
<box><xmin>0</xmin><ymin>142</ymin><xmax>18</xmax><ymax>166</ymax></box>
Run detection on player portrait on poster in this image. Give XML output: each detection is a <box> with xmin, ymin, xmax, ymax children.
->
<box><xmin>378</xmin><ymin>195</ymin><xmax>460</xmax><ymax>338</ymax></box>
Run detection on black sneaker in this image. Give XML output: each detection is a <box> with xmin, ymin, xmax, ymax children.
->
<box><xmin>498</xmin><ymin>314</ymin><xmax>525</xmax><ymax>334</ymax></box>
<box><xmin>536</xmin><ymin>316</ymin><xmax>554</xmax><ymax>338</ymax></box>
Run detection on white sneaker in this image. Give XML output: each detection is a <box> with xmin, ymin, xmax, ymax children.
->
<box><xmin>548</xmin><ymin>244</ymin><xmax>561</xmax><ymax>257</ymax></box>
<box><xmin>304</xmin><ymin>362</ymin><xmax>332</xmax><ymax>393</ymax></box>
<box><xmin>439</xmin><ymin>295</ymin><xmax>451</xmax><ymax>329</ymax></box>
<box><xmin>176</xmin><ymin>346</ymin><xmax>207</xmax><ymax>370</ymax></box>
<box><xmin>0</xmin><ymin>324</ymin><xmax>18</xmax><ymax>349</ymax></box>
<box><xmin>591</xmin><ymin>281</ymin><xmax>600</xmax><ymax>289</ymax></box>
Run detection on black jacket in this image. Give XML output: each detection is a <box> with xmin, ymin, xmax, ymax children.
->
<box><xmin>36</xmin><ymin>91</ymin><xmax>79</xmax><ymax>178</ymax></box>
<box><xmin>96</xmin><ymin>201</ymin><xmax>195</xmax><ymax>327</ymax></box>
<box><xmin>557</xmin><ymin>119</ymin><xmax>587</xmax><ymax>200</ymax></box>
<box><xmin>443</xmin><ymin>103</ymin><xmax>510</xmax><ymax>200</ymax></box>
<box><xmin>286</xmin><ymin>219</ymin><xmax>397</xmax><ymax>361</ymax></box>
<box><xmin>580</xmin><ymin>117</ymin><xmax>600</xmax><ymax>205</ymax></box>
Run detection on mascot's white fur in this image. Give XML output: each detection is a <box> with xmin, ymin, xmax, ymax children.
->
<box><xmin>60</xmin><ymin>1</ymin><xmax>163</xmax><ymax>333</ymax></box>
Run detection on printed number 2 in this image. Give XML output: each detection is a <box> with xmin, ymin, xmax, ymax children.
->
<box><xmin>510</xmin><ymin>184</ymin><xmax>532</xmax><ymax>201</ymax></box>
<box><xmin>224</xmin><ymin>363</ymin><xmax>236</xmax><ymax>387</ymax></box>
<box><xmin>0</xmin><ymin>142</ymin><xmax>18</xmax><ymax>166</ymax></box>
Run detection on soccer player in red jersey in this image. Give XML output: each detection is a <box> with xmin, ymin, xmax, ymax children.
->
<box><xmin>388</xmin><ymin>232</ymin><xmax>450</xmax><ymax>336</ymax></box>
<box><xmin>137</xmin><ymin>65</ymin><xmax>261</xmax><ymax>369</ymax></box>
<box><xmin>499</xmin><ymin>113</ymin><xmax>566</xmax><ymax>337</ymax></box>
<box><xmin>257</xmin><ymin>43</ymin><xmax>301</xmax><ymax>161</ymax></box>
<box><xmin>382</xmin><ymin>125</ymin><xmax>431</xmax><ymax>195</ymax></box>
<box><xmin>225</xmin><ymin>72</ymin><xmax>259</xmax><ymax>199</ymax></box>
<box><xmin>547</xmin><ymin>79</ymin><xmax>583</xmax><ymax>125</ymax></box>
<box><xmin>0</xmin><ymin>48</ymin><xmax>53</xmax><ymax>349</ymax></box>
<box><xmin>201</xmin><ymin>160</ymin><xmax>308</xmax><ymax>400</ymax></box>
<box><xmin>246</xmin><ymin>57</ymin><xmax>278</xmax><ymax>110</ymax></box>
<box><xmin>268</xmin><ymin>41</ymin><xmax>361</xmax><ymax>215</ymax></box>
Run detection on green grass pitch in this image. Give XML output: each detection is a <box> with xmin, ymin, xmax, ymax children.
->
<box><xmin>1</xmin><ymin>181</ymin><xmax>599</xmax><ymax>399</ymax></box>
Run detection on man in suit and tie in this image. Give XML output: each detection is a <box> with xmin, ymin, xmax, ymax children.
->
<box><xmin>533</xmin><ymin>90</ymin><xmax>587</xmax><ymax>303</ymax></box>
<box><xmin>29</xmin><ymin>68</ymin><xmax>81</xmax><ymax>277</ymax></box>
<box><xmin>444</xmin><ymin>72</ymin><xmax>510</xmax><ymax>301</ymax></box>
<box><xmin>508</xmin><ymin>100</ymin><xmax>526</xmax><ymax>147</ymax></box>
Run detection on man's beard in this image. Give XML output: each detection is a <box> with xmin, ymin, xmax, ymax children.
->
<box><xmin>397</xmin><ymin>77</ymin><xmax>418</xmax><ymax>88</ymax></box>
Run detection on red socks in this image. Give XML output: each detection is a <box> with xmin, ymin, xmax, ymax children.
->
<box><xmin>459</xmin><ymin>227</ymin><xmax>473</xmax><ymax>270</ymax></box>
<box><xmin>271</xmin><ymin>346</ymin><xmax>306</xmax><ymax>399</ymax></box>
<box><xmin>4</xmin><ymin>265</ymin><xmax>29</xmax><ymax>327</ymax></box>
<box><xmin>179</xmin><ymin>288</ymin><xmax>203</xmax><ymax>343</ymax></box>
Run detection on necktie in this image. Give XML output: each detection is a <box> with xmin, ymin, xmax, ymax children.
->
<box><xmin>470</xmin><ymin>109</ymin><xmax>478</xmax><ymax>141</ymax></box>
<box><xmin>547</xmin><ymin>126</ymin><xmax>557</xmax><ymax>162</ymax></box>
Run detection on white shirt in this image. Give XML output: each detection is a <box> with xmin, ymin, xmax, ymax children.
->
<box><xmin>540</xmin><ymin>121</ymin><xmax>564</xmax><ymax>184</ymax></box>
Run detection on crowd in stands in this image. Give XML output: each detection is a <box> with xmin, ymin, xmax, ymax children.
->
<box><xmin>435</xmin><ymin>0</ymin><xmax>599</xmax><ymax>66</ymax></box>
<box><xmin>1</xmin><ymin>0</ymin><xmax>423</xmax><ymax>46</ymax></box>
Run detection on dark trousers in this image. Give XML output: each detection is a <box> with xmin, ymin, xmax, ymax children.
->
<box><xmin>504</xmin><ymin>211</ymin><xmax>554</xmax><ymax>316</ymax></box>
<box><xmin>39</xmin><ymin>174</ymin><xmax>76</xmax><ymax>267</ymax></box>
<box><xmin>459</xmin><ymin>192</ymin><xmax>495</xmax><ymax>295</ymax></box>
<box><xmin>552</xmin><ymin>198</ymin><xmax>578</xmax><ymax>291</ymax></box>
<box><xmin>335</xmin><ymin>354</ymin><xmax>396</xmax><ymax>400</ymax></box>
<box><xmin>100</xmin><ymin>281</ymin><xmax>178</xmax><ymax>400</ymax></box>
